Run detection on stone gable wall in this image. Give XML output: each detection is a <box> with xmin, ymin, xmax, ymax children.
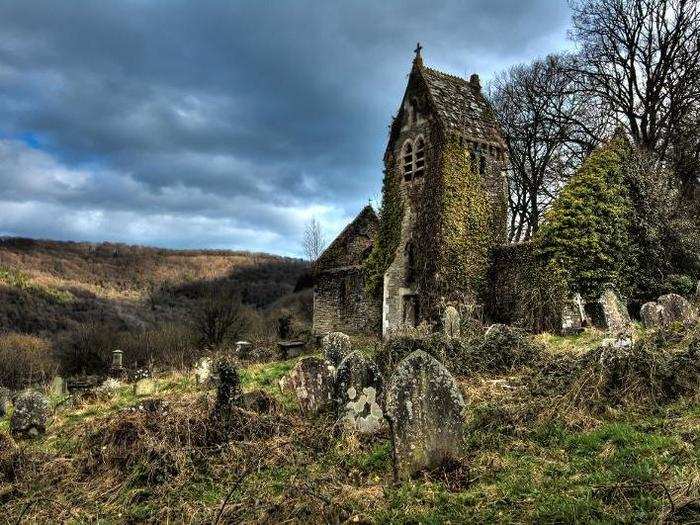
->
<box><xmin>313</xmin><ymin>268</ymin><xmax>381</xmax><ymax>335</ymax></box>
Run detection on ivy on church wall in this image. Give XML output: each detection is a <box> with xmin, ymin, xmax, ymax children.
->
<box><xmin>363</xmin><ymin>154</ymin><xmax>404</xmax><ymax>297</ymax></box>
<box><xmin>415</xmin><ymin>136</ymin><xmax>494</xmax><ymax>317</ymax></box>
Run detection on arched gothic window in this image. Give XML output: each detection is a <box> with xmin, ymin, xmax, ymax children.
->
<box><xmin>414</xmin><ymin>137</ymin><xmax>425</xmax><ymax>178</ymax></box>
<box><xmin>405</xmin><ymin>241</ymin><xmax>417</xmax><ymax>285</ymax></box>
<box><xmin>479</xmin><ymin>155</ymin><xmax>486</xmax><ymax>175</ymax></box>
<box><xmin>402</xmin><ymin>141</ymin><xmax>413</xmax><ymax>181</ymax></box>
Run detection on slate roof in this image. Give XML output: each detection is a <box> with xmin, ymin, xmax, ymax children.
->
<box><xmin>420</xmin><ymin>66</ymin><xmax>505</xmax><ymax>148</ymax></box>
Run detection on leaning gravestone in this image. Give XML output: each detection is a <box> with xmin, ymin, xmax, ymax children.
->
<box><xmin>11</xmin><ymin>390</ymin><xmax>50</xmax><ymax>437</ymax></box>
<box><xmin>657</xmin><ymin>293</ymin><xmax>696</xmax><ymax>326</ymax></box>
<box><xmin>322</xmin><ymin>332</ymin><xmax>352</xmax><ymax>367</ymax></box>
<box><xmin>595</xmin><ymin>289</ymin><xmax>631</xmax><ymax>334</ymax></box>
<box><xmin>442</xmin><ymin>306</ymin><xmax>461</xmax><ymax>338</ymax></box>
<box><xmin>335</xmin><ymin>351</ymin><xmax>384</xmax><ymax>433</ymax></box>
<box><xmin>281</xmin><ymin>356</ymin><xmax>335</xmax><ymax>415</ymax></box>
<box><xmin>385</xmin><ymin>350</ymin><xmax>466</xmax><ymax>479</ymax></box>
<box><xmin>640</xmin><ymin>301</ymin><xmax>665</xmax><ymax>328</ymax></box>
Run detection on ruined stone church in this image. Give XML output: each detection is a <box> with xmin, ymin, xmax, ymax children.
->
<box><xmin>313</xmin><ymin>48</ymin><xmax>508</xmax><ymax>337</ymax></box>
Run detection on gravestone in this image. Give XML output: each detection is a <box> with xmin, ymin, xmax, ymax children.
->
<box><xmin>280</xmin><ymin>356</ymin><xmax>335</xmax><ymax>415</ymax></box>
<box><xmin>335</xmin><ymin>351</ymin><xmax>384</xmax><ymax>433</ymax></box>
<box><xmin>49</xmin><ymin>376</ymin><xmax>67</xmax><ymax>397</ymax></box>
<box><xmin>0</xmin><ymin>387</ymin><xmax>10</xmax><ymax>417</ymax></box>
<box><xmin>194</xmin><ymin>357</ymin><xmax>213</xmax><ymax>386</ymax></box>
<box><xmin>593</xmin><ymin>289</ymin><xmax>631</xmax><ymax>334</ymax></box>
<box><xmin>657</xmin><ymin>293</ymin><xmax>696</xmax><ymax>326</ymax></box>
<box><xmin>10</xmin><ymin>390</ymin><xmax>50</xmax><ymax>437</ymax></box>
<box><xmin>561</xmin><ymin>293</ymin><xmax>587</xmax><ymax>334</ymax></box>
<box><xmin>322</xmin><ymin>332</ymin><xmax>351</xmax><ymax>367</ymax></box>
<box><xmin>134</xmin><ymin>378</ymin><xmax>156</xmax><ymax>397</ymax></box>
<box><xmin>385</xmin><ymin>350</ymin><xmax>466</xmax><ymax>478</ymax></box>
<box><xmin>214</xmin><ymin>357</ymin><xmax>242</xmax><ymax>411</ymax></box>
<box><xmin>236</xmin><ymin>341</ymin><xmax>252</xmax><ymax>359</ymax></box>
<box><xmin>442</xmin><ymin>306</ymin><xmax>461</xmax><ymax>338</ymax></box>
<box><xmin>640</xmin><ymin>301</ymin><xmax>665</xmax><ymax>328</ymax></box>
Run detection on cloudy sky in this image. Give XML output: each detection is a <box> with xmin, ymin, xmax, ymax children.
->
<box><xmin>0</xmin><ymin>0</ymin><xmax>573</xmax><ymax>257</ymax></box>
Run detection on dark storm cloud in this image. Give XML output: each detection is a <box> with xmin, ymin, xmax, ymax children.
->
<box><xmin>0</xmin><ymin>0</ymin><xmax>571</xmax><ymax>256</ymax></box>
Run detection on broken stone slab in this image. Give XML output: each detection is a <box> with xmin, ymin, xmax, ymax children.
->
<box><xmin>321</xmin><ymin>332</ymin><xmax>352</xmax><ymax>367</ymax></box>
<box><xmin>281</xmin><ymin>356</ymin><xmax>336</xmax><ymax>415</ymax></box>
<box><xmin>442</xmin><ymin>306</ymin><xmax>461</xmax><ymax>338</ymax></box>
<box><xmin>590</xmin><ymin>289</ymin><xmax>631</xmax><ymax>334</ymax></box>
<box><xmin>10</xmin><ymin>390</ymin><xmax>50</xmax><ymax>438</ymax></box>
<box><xmin>657</xmin><ymin>293</ymin><xmax>697</xmax><ymax>326</ymax></box>
<box><xmin>561</xmin><ymin>293</ymin><xmax>587</xmax><ymax>334</ymax></box>
<box><xmin>335</xmin><ymin>351</ymin><xmax>384</xmax><ymax>433</ymax></box>
<box><xmin>385</xmin><ymin>350</ymin><xmax>466</xmax><ymax>479</ymax></box>
<box><xmin>278</xmin><ymin>340</ymin><xmax>305</xmax><ymax>359</ymax></box>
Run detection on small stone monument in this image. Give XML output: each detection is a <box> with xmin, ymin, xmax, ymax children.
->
<box><xmin>10</xmin><ymin>390</ymin><xmax>50</xmax><ymax>437</ymax></box>
<box><xmin>442</xmin><ymin>306</ymin><xmax>461</xmax><ymax>338</ymax></box>
<box><xmin>281</xmin><ymin>356</ymin><xmax>335</xmax><ymax>415</ymax></box>
<box><xmin>385</xmin><ymin>350</ymin><xmax>466</xmax><ymax>479</ymax></box>
<box><xmin>335</xmin><ymin>351</ymin><xmax>384</xmax><ymax>433</ymax></box>
<box><xmin>321</xmin><ymin>332</ymin><xmax>351</xmax><ymax>367</ymax></box>
<box><xmin>109</xmin><ymin>349</ymin><xmax>126</xmax><ymax>378</ymax></box>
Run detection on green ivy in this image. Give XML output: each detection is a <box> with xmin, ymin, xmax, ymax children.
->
<box><xmin>536</xmin><ymin>136</ymin><xmax>634</xmax><ymax>301</ymax></box>
<box><xmin>363</xmin><ymin>155</ymin><xmax>404</xmax><ymax>297</ymax></box>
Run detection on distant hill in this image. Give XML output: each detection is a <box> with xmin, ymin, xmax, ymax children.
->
<box><xmin>0</xmin><ymin>237</ymin><xmax>310</xmax><ymax>337</ymax></box>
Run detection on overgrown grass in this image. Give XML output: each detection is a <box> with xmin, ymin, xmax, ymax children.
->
<box><xmin>1</xmin><ymin>330</ymin><xmax>698</xmax><ymax>523</ymax></box>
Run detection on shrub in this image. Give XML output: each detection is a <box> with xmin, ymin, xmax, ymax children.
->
<box><xmin>536</xmin><ymin>135</ymin><xmax>634</xmax><ymax>301</ymax></box>
<box><xmin>57</xmin><ymin>322</ymin><xmax>119</xmax><ymax>376</ymax></box>
<box><xmin>117</xmin><ymin>323</ymin><xmax>202</xmax><ymax>370</ymax></box>
<box><xmin>0</xmin><ymin>333</ymin><xmax>57</xmax><ymax>390</ymax></box>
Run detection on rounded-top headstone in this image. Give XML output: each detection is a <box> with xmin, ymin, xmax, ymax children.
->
<box><xmin>282</xmin><ymin>356</ymin><xmax>336</xmax><ymax>415</ymax></box>
<box><xmin>10</xmin><ymin>390</ymin><xmax>50</xmax><ymax>438</ymax></box>
<box><xmin>657</xmin><ymin>293</ymin><xmax>696</xmax><ymax>326</ymax></box>
<box><xmin>385</xmin><ymin>350</ymin><xmax>466</xmax><ymax>478</ymax></box>
<box><xmin>321</xmin><ymin>332</ymin><xmax>352</xmax><ymax>367</ymax></box>
<box><xmin>597</xmin><ymin>289</ymin><xmax>631</xmax><ymax>334</ymax></box>
<box><xmin>640</xmin><ymin>301</ymin><xmax>665</xmax><ymax>328</ymax></box>
<box><xmin>335</xmin><ymin>351</ymin><xmax>384</xmax><ymax>433</ymax></box>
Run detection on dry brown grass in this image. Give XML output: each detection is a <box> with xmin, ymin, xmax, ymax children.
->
<box><xmin>0</xmin><ymin>333</ymin><xmax>57</xmax><ymax>390</ymax></box>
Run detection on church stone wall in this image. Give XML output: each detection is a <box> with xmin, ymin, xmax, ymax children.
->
<box><xmin>313</xmin><ymin>268</ymin><xmax>381</xmax><ymax>335</ymax></box>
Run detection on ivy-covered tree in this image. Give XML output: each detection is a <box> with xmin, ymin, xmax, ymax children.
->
<box><xmin>536</xmin><ymin>135</ymin><xmax>634</xmax><ymax>300</ymax></box>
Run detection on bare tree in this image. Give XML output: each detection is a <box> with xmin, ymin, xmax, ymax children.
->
<box><xmin>568</xmin><ymin>0</ymin><xmax>700</xmax><ymax>191</ymax></box>
<box><xmin>193</xmin><ymin>284</ymin><xmax>247</xmax><ymax>348</ymax></box>
<box><xmin>490</xmin><ymin>54</ymin><xmax>606</xmax><ymax>242</ymax></box>
<box><xmin>302</xmin><ymin>217</ymin><xmax>326</xmax><ymax>261</ymax></box>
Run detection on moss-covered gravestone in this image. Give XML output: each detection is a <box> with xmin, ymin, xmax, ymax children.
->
<box><xmin>281</xmin><ymin>356</ymin><xmax>335</xmax><ymax>415</ymax></box>
<box><xmin>11</xmin><ymin>390</ymin><xmax>50</xmax><ymax>438</ymax></box>
<box><xmin>321</xmin><ymin>332</ymin><xmax>352</xmax><ymax>367</ymax></box>
<box><xmin>594</xmin><ymin>289</ymin><xmax>631</xmax><ymax>334</ymax></box>
<box><xmin>658</xmin><ymin>293</ymin><xmax>696</xmax><ymax>326</ymax></box>
<box><xmin>640</xmin><ymin>301</ymin><xmax>665</xmax><ymax>328</ymax></box>
<box><xmin>335</xmin><ymin>351</ymin><xmax>384</xmax><ymax>433</ymax></box>
<box><xmin>385</xmin><ymin>350</ymin><xmax>466</xmax><ymax>478</ymax></box>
